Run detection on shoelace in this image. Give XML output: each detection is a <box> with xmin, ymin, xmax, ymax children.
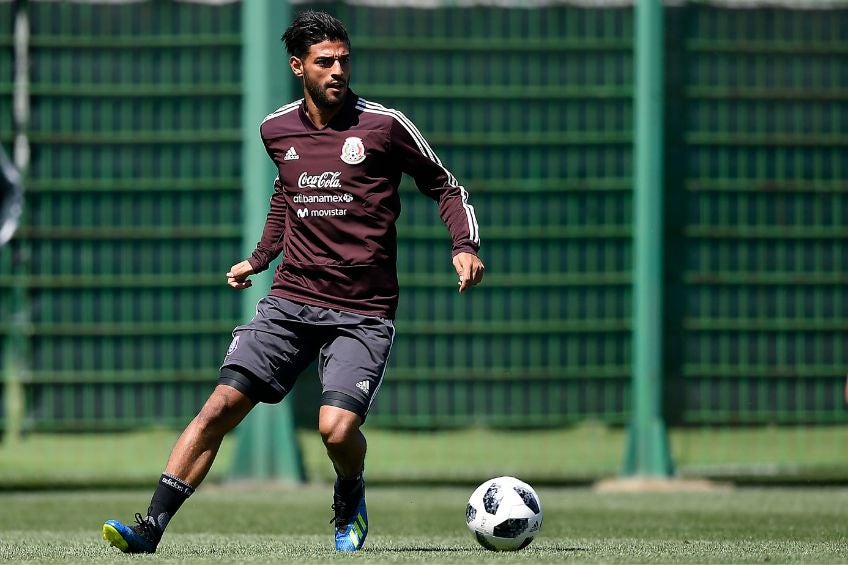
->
<box><xmin>330</xmin><ymin>499</ymin><xmax>351</xmax><ymax>530</ymax></box>
<box><xmin>133</xmin><ymin>513</ymin><xmax>160</xmax><ymax>541</ymax></box>
<box><xmin>331</xmin><ymin>479</ymin><xmax>364</xmax><ymax>530</ymax></box>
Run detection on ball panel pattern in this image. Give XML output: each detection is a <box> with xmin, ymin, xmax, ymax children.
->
<box><xmin>466</xmin><ymin>476</ymin><xmax>543</xmax><ymax>552</ymax></box>
<box><xmin>492</xmin><ymin>518</ymin><xmax>529</xmax><ymax>538</ymax></box>
<box><xmin>513</xmin><ymin>485</ymin><xmax>540</xmax><ymax>514</ymax></box>
<box><xmin>482</xmin><ymin>484</ymin><xmax>500</xmax><ymax>514</ymax></box>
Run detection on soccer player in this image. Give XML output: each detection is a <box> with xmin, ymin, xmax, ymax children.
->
<box><xmin>102</xmin><ymin>10</ymin><xmax>483</xmax><ymax>554</ymax></box>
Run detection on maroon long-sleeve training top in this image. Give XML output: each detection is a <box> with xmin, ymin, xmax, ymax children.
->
<box><xmin>246</xmin><ymin>92</ymin><xmax>480</xmax><ymax>319</ymax></box>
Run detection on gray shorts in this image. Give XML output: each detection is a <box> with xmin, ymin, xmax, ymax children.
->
<box><xmin>219</xmin><ymin>295</ymin><xmax>394</xmax><ymax>420</ymax></box>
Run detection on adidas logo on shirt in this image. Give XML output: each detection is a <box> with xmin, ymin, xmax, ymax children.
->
<box><xmin>355</xmin><ymin>380</ymin><xmax>370</xmax><ymax>394</ymax></box>
<box><xmin>284</xmin><ymin>146</ymin><xmax>299</xmax><ymax>160</ymax></box>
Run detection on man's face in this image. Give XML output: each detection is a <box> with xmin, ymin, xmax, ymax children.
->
<box><xmin>291</xmin><ymin>40</ymin><xmax>350</xmax><ymax>109</ymax></box>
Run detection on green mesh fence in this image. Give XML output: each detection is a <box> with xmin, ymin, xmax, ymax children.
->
<box><xmin>1</xmin><ymin>1</ymin><xmax>244</xmax><ymax>430</ymax></box>
<box><xmin>667</xmin><ymin>6</ymin><xmax>848</xmax><ymax>426</ymax></box>
<box><xmin>1</xmin><ymin>2</ymin><xmax>846</xmax><ymax>482</ymax></box>
<box><xmin>662</xmin><ymin>5</ymin><xmax>848</xmax><ymax>478</ymax></box>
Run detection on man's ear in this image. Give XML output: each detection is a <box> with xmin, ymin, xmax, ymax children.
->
<box><xmin>290</xmin><ymin>56</ymin><xmax>303</xmax><ymax>78</ymax></box>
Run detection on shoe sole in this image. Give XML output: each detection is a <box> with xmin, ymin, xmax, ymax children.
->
<box><xmin>102</xmin><ymin>524</ymin><xmax>129</xmax><ymax>552</ymax></box>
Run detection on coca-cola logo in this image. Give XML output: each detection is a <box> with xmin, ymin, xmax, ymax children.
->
<box><xmin>298</xmin><ymin>171</ymin><xmax>342</xmax><ymax>189</ymax></box>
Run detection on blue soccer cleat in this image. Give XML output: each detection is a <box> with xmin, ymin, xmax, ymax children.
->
<box><xmin>331</xmin><ymin>483</ymin><xmax>368</xmax><ymax>551</ymax></box>
<box><xmin>102</xmin><ymin>513</ymin><xmax>161</xmax><ymax>554</ymax></box>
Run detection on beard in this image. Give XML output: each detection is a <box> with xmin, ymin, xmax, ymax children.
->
<box><xmin>304</xmin><ymin>75</ymin><xmax>346</xmax><ymax>109</ymax></box>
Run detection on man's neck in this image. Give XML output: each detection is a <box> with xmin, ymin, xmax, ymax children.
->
<box><xmin>303</xmin><ymin>95</ymin><xmax>345</xmax><ymax>130</ymax></box>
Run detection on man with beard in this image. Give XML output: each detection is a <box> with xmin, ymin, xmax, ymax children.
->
<box><xmin>102</xmin><ymin>10</ymin><xmax>484</xmax><ymax>554</ymax></box>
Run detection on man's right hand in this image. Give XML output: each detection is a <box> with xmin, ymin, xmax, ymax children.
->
<box><xmin>226</xmin><ymin>260</ymin><xmax>255</xmax><ymax>290</ymax></box>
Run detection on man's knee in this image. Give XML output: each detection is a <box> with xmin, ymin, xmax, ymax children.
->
<box><xmin>196</xmin><ymin>385</ymin><xmax>252</xmax><ymax>433</ymax></box>
<box><xmin>318</xmin><ymin>405</ymin><xmax>362</xmax><ymax>447</ymax></box>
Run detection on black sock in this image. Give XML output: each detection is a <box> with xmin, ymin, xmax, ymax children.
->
<box><xmin>147</xmin><ymin>473</ymin><xmax>195</xmax><ymax>532</ymax></box>
<box><xmin>335</xmin><ymin>472</ymin><xmax>364</xmax><ymax>498</ymax></box>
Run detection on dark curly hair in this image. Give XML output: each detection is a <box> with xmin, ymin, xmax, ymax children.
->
<box><xmin>282</xmin><ymin>10</ymin><xmax>350</xmax><ymax>60</ymax></box>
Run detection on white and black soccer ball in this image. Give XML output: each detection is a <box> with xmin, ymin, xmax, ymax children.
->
<box><xmin>465</xmin><ymin>476</ymin><xmax>543</xmax><ymax>551</ymax></box>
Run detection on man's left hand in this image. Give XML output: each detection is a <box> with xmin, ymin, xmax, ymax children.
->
<box><xmin>452</xmin><ymin>252</ymin><xmax>485</xmax><ymax>293</ymax></box>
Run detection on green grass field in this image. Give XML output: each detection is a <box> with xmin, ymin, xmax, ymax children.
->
<box><xmin>1</xmin><ymin>486</ymin><xmax>847</xmax><ymax>564</ymax></box>
<box><xmin>1</xmin><ymin>424</ymin><xmax>847</xmax><ymax>489</ymax></box>
<box><xmin>1</xmin><ymin>426</ymin><xmax>846</xmax><ymax>562</ymax></box>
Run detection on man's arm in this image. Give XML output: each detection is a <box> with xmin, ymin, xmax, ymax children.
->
<box><xmin>227</xmin><ymin>176</ymin><xmax>287</xmax><ymax>290</ymax></box>
<box><xmin>389</xmin><ymin>114</ymin><xmax>484</xmax><ymax>292</ymax></box>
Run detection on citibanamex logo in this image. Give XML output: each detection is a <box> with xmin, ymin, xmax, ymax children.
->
<box><xmin>298</xmin><ymin>171</ymin><xmax>342</xmax><ymax>189</ymax></box>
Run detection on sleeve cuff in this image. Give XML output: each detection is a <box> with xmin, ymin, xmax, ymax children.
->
<box><xmin>451</xmin><ymin>244</ymin><xmax>479</xmax><ymax>257</ymax></box>
<box><xmin>247</xmin><ymin>254</ymin><xmax>268</xmax><ymax>274</ymax></box>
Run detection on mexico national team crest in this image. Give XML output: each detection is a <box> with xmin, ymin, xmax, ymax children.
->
<box><xmin>340</xmin><ymin>136</ymin><xmax>366</xmax><ymax>164</ymax></box>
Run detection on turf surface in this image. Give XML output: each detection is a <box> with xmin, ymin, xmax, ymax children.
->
<box><xmin>2</xmin><ymin>425</ymin><xmax>847</xmax><ymax>489</ymax></box>
<box><xmin>0</xmin><ymin>486</ymin><xmax>846</xmax><ymax>564</ymax></box>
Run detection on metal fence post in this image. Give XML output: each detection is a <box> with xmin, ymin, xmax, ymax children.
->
<box><xmin>229</xmin><ymin>0</ymin><xmax>304</xmax><ymax>483</ymax></box>
<box><xmin>623</xmin><ymin>0</ymin><xmax>674</xmax><ymax>477</ymax></box>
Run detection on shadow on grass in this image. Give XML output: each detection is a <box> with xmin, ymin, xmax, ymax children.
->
<box><xmin>375</xmin><ymin>545</ymin><xmax>586</xmax><ymax>553</ymax></box>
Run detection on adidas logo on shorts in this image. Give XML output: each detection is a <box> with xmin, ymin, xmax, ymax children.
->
<box><xmin>355</xmin><ymin>380</ymin><xmax>370</xmax><ymax>394</ymax></box>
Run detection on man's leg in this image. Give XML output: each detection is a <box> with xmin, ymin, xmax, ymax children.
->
<box><xmin>319</xmin><ymin>405</ymin><xmax>366</xmax><ymax>479</ymax></box>
<box><xmin>103</xmin><ymin>385</ymin><xmax>254</xmax><ymax>553</ymax></box>
<box><xmin>164</xmin><ymin>384</ymin><xmax>254</xmax><ymax>485</ymax></box>
<box><xmin>319</xmin><ymin>405</ymin><xmax>369</xmax><ymax>551</ymax></box>
<box><xmin>313</xmin><ymin>306</ymin><xmax>394</xmax><ymax>551</ymax></box>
